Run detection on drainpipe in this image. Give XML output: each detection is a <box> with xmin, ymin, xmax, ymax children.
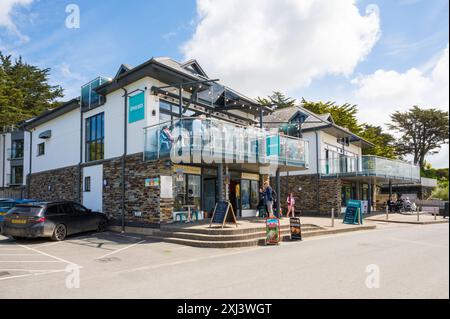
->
<box><xmin>315</xmin><ymin>129</ymin><xmax>320</xmax><ymax>213</ymax></box>
<box><xmin>25</xmin><ymin>129</ymin><xmax>33</xmax><ymax>197</ymax></box>
<box><xmin>121</xmin><ymin>88</ymin><xmax>128</xmax><ymax>233</ymax></box>
<box><xmin>276</xmin><ymin>168</ymin><xmax>281</xmax><ymax>217</ymax></box>
<box><xmin>77</xmin><ymin>100</ymin><xmax>83</xmax><ymax>203</ymax></box>
<box><xmin>1</xmin><ymin>133</ymin><xmax>5</xmax><ymax>189</ymax></box>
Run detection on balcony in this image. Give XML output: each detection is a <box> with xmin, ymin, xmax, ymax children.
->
<box><xmin>144</xmin><ymin>117</ymin><xmax>309</xmax><ymax>170</ymax></box>
<box><xmin>320</xmin><ymin>155</ymin><xmax>420</xmax><ymax>182</ymax></box>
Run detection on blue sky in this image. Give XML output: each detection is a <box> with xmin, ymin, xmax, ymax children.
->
<box><xmin>0</xmin><ymin>0</ymin><xmax>449</xmax><ymax>167</ymax></box>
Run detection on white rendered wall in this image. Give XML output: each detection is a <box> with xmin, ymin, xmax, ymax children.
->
<box><xmin>82</xmin><ymin>164</ymin><xmax>103</xmax><ymax>212</ymax></box>
<box><xmin>0</xmin><ymin>133</ymin><xmax>11</xmax><ymax>187</ymax></box>
<box><xmin>30</xmin><ymin>108</ymin><xmax>81</xmax><ymax>174</ymax></box>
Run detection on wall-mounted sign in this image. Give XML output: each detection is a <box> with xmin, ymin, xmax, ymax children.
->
<box><xmin>160</xmin><ymin>175</ymin><xmax>173</xmax><ymax>199</ymax></box>
<box><xmin>266</xmin><ymin>135</ymin><xmax>280</xmax><ymax>156</ymax></box>
<box><xmin>145</xmin><ymin>177</ymin><xmax>160</xmax><ymax>188</ymax></box>
<box><xmin>241</xmin><ymin>173</ymin><xmax>260</xmax><ymax>181</ymax></box>
<box><xmin>172</xmin><ymin>165</ymin><xmax>201</xmax><ymax>175</ymax></box>
<box><xmin>129</xmin><ymin>92</ymin><xmax>145</xmax><ymax>123</ymax></box>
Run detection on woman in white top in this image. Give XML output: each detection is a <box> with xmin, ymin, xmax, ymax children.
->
<box><xmin>286</xmin><ymin>192</ymin><xmax>296</xmax><ymax>218</ymax></box>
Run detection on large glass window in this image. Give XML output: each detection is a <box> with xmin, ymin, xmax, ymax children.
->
<box><xmin>241</xmin><ymin>179</ymin><xmax>259</xmax><ymax>210</ymax></box>
<box><xmin>241</xmin><ymin>180</ymin><xmax>250</xmax><ymax>209</ymax></box>
<box><xmin>160</xmin><ymin>100</ymin><xmax>196</xmax><ymax>123</ymax></box>
<box><xmin>85</xmin><ymin>113</ymin><xmax>104</xmax><ymax>162</ymax></box>
<box><xmin>11</xmin><ymin>166</ymin><xmax>23</xmax><ymax>185</ymax></box>
<box><xmin>173</xmin><ymin>173</ymin><xmax>201</xmax><ymax>212</ymax></box>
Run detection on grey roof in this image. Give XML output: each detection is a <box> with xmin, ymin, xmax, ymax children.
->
<box><xmin>263</xmin><ymin>104</ymin><xmax>374</xmax><ymax>147</ymax></box>
<box><xmin>21</xmin><ymin>99</ymin><xmax>80</xmax><ymax>129</ymax></box>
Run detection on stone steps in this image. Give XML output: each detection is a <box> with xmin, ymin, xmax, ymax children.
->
<box><xmin>149</xmin><ymin>224</ymin><xmax>324</xmax><ymax>248</ymax></box>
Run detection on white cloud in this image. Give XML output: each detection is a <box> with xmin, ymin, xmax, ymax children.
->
<box><xmin>351</xmin><ymin>44</ymin><xmax>449</xmax><ymax>125</ymax></box>
<box><xmin>351</xmin><ymin>44</ymin><xmax>449</xmax><ymax>168</ymax></box>
<box><xmin>0</xmin><ymin>0</ymin><xmax>33</xmax><ymax>43</ymax></box>
<box><xmin>182</xmin><ymin>0</ymin><xmax>380</xmax><ymax>96</ymax></box>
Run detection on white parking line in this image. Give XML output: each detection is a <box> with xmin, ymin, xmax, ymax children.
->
<box><xmin>17</xmin><ymin>243</ymin><xmax>81</xmax><ymax>267</ymax></box>
<box><xmin>0</xmin><ymin>269</ymin><xmax>67</xmax><ymax>281</ymax></box>
<box><xmin>96</xmin><ymin>240</ymin><xmax>146</xmax><ymax>260</ymax></box>
<box><xmin>0</xmin><ymin>254</ymin><xmax>41</xmax><ymax>256</ymax></box>
<box><xmin>0</xmin><ymin>261</ymin><xmax>64</xmax><ymax>263</ymax></box>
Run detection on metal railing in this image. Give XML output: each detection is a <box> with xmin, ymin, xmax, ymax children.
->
<box><xmin>143</xmin><ymin>117</ymin><xmax>309</xmax><ymax>168</ymax></box>
<box><xmin>320</xmin><ymin>155</ymin><xmax>420</xmax><ymax>182</ymax></box>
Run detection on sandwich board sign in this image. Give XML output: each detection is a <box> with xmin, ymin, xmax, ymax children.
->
<box><xmin>209</xmin><ymin>201</ymin><xmax>238</xmax><ymax>228</ymax></box>
<box><xmin>343</xmin><ymin>200</ymin><xmax>363</xmax><ymax>225</ymax></box>
<box><xmin>289</xmin><ymin>217</ymin><xmax>302</xmax><ymax>241</ymax></box>
<box><xmin>266</xmin><ymin>218</ymin><xmax>281</xmax><ymax>245</ymax></box>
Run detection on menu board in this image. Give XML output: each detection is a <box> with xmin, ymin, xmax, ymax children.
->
<box><xmin>210</xmin><ymin>201</ymin><xmax>238</xmax><ymax>228</ymax></box>
<box><xmin>289</xmin><ymin>217</ymin><xmax>302</xmax><ymax>241</ymax></box>
<box><xmin>343</xmin><ymin>206</ymin><xmax>359</xmax><ymax>225</ymax></box>
<box><xmin>266</xmin><ymin>218</ymin><xmax>280</xmax><ymax>245</ymax></box>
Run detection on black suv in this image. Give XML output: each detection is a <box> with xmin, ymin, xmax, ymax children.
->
<box><xmin>1</xmin><ymin>201</ymin><xmax>108</xmax><ymax>241</ymax></box>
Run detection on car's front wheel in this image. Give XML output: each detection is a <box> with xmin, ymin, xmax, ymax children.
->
<box><xmin>52</xmin><ymin>224</ymin><xmax>67</xmax><ymax>241</ymax></box>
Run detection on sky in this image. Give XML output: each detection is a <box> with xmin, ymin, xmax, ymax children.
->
<box><xmin>0</xmin><ymin>0</ymin><xmax>449</xmax><ymax>167</ymax></box>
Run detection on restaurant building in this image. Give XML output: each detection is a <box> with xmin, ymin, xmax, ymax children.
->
<box><xmin>19</xmin><ymin>57</ymin><xmax>309</xmax><ymax>228</ymax></box>
<box><xmin>264</xmin><ymin>106</ymin><xmax>421</xmax><ymax>215</ymax></box>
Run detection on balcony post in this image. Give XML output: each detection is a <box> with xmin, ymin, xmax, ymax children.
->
<box><xmin>276</xmin><ymin>168</ymin><xmax>281</xmax><ymax>217</ymax></box>
<box><xmin>217</xmin><ymin>163</ymin><xmax>224</xmax><ymax>202</ymax></box>
<box><xmin>388</xmin><ymin>179</ymin><xmax>392</xmax><ymax>201</ymax></box>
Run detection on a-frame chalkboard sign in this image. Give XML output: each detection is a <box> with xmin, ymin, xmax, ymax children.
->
<box><xmin>209</xmin><ymin>201</ymin><xmax>238</xmax><ymax>228</ymax></box>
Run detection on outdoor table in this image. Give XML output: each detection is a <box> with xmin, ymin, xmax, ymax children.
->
<box><xmin>183</xmin><ymin>205</ymin><xmax>198</xmax><ymax>222</ymax></box>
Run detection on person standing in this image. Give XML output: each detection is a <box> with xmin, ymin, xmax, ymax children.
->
<box><xmin>264</xmin><ymin>181</ymin><xmax>275</xmax><ymax>218</ymax></box>
<box><xmin>286</xmin><ymin>192</ymin><xmax>296</xmax><ymax>218</ymax></box>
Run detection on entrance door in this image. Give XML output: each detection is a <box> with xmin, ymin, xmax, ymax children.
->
<box><xmin>229</xmin><ymin>180</ymin><xmax>240</xmax><ymax>218</ymax></box>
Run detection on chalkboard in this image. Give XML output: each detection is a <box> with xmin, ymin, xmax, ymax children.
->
<box><xmin>209</xmin><ymin>201</ymin><xmax>238</xmax><ymax>228</ymax></box>
<box><xmin>343</xmin><ymin>206</ymin><xmax>359</xmax><ymax>225</ymax></box>
<box><xmin>290</xmin><ymin>217</ymin><xmax>302</xmax><ymax>241</ymax></box>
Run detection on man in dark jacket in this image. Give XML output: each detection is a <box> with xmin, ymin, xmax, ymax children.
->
<box><xmin>264</xmin><ymin>181</ymin><xmax>275</xmax><ymax>218</ymax></box>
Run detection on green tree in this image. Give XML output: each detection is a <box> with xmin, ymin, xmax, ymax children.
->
<box><xmin>256</xmin><ymin>91</ymin><xmax>296</xmax><ymax>109</ymax></box>
<box><xmin>359</xmin><ymin>124</ymin><xmax>397</xmax><ymax>158</ymax></box>
<box><xmin>301</xmin><ymin>98</ymin><xmax>362</xmax><ymax>134</ymax></box>
<box><xmin>0</xmin><ymin>52</ymin><xmax>64</xmax><ymax>128</ymax></box>
<box><xmin>388</xmin><ymin>106</ymin><xmax>449</xmax><ymax>168</ymax></box>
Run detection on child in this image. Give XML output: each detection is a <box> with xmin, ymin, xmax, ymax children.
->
<box><xmin>286</xmin><ymin>192</ymin><xmax>296</xmax><ymax>218</ymax></box>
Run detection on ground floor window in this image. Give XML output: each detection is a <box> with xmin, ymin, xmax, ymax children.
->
<box><xmin>173</xmin><ymin>173</ymin><xmax>201</xmax><ymax>212</ymax></box>
<box><xmin>240</xmin><ymin>179</ymin><xmax>259</xmax><ymax>210</ymax></box>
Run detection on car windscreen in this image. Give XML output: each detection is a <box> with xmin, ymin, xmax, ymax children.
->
<box><xmin>7</xmin><ymin>205</ymin><xmax>43</xmax><ymax>216</ymax></box>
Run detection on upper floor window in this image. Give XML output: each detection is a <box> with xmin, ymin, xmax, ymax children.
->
<box><xmin>11</xmin><ymin>139</ymin><xmax>24</xmax><ymax>159</ymax></box>
<box><xmin>37</xmin><ymin>143</ymin><xmax>45</xmax><ymax>156</ymax></box>
<box><xmin>86</xmin><ymin>113</ymin><xmax>104</xmax><ymax>162</ymax></box>
<box><xmin>160</xmin><ymin>100</ymin><xmax>195</xmax><ymax>123</ymax></box>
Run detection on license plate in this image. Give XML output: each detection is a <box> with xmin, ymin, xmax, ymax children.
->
<box><xmin>11</xmin><ymin>219</ymin><xmax>27</xmax><ymax>224</ymax></box>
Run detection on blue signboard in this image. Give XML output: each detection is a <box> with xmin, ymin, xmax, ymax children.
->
<box><xmin>266</xmin><ymin>135</ymin><xmax>280</xmax><ymax>156</ymax></box>
<box><xmin>343</xmin><ymin>200</ymin><xmax>364</xmax><ymax>225</ymax></box>
<box><xmin>129</xmin><ymin>92</ymin><xmax>145</xmax><ymax>123</ymax></box>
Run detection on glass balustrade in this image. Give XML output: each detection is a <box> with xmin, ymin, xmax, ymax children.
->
<box><xmin>144</xmin><ymin>117</ymin><xmax>309</xmax><ymax>168</ymax></box>
<box><xmin>320</xmin><ymin>155</ymin><xmax>420</xmax><ymax>182</ymax></box>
